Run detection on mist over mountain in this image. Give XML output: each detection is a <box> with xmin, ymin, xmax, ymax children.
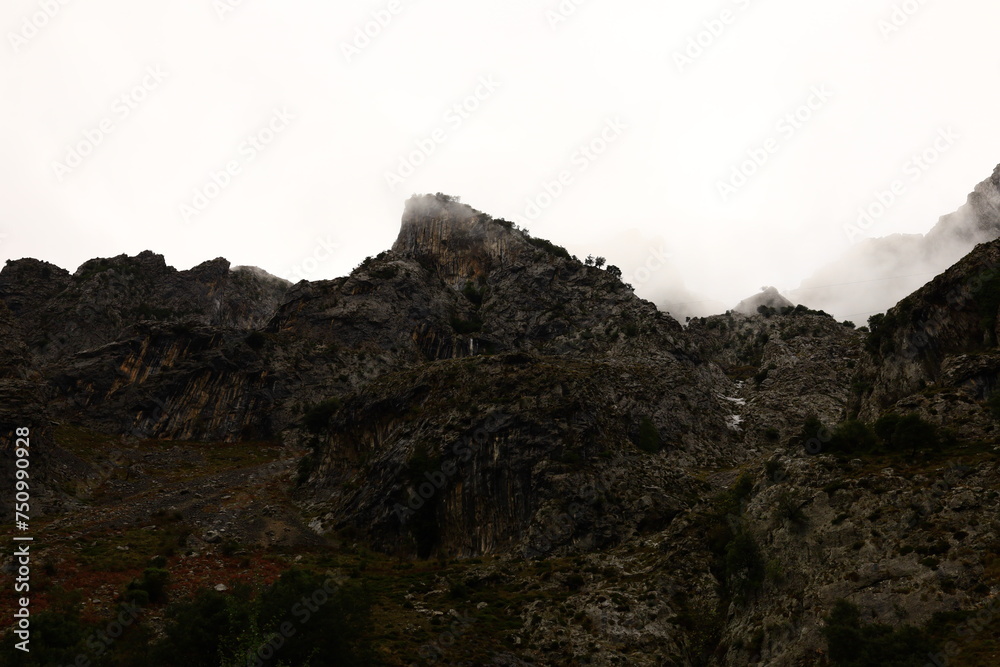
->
<box><xmin>787</xmin><ymin>163</ymin><xmax>1000</xmax><ymax>323</ymax></box>
<box><xmin>4</xmin><ymin>191</ymin><xmax>1000</xmax><ymax>664</ymax></box>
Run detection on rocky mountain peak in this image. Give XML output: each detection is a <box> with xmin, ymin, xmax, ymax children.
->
<box><xmin>733</xmin><ymin>285</ymin><xmax>795</xmax><ymax>315</ymax></box>
<box><xmin>392</xmin><ymin>193</ymin><xmax>525</xmax><ymax>287</ymax></box>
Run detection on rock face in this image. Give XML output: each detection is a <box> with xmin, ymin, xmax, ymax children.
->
<box><xmin>4</xmin><ymin>191</ymin><xmax>1000</xmax><ymax>665</ymax></box>
<box><xmin>0</xmin><ymin>251</ymin><xmax>289</xmax><ymax>364</ymax></box>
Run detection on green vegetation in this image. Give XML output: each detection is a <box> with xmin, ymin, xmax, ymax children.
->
<box><xmin>704</xmin><ymin>473</ymin><xmax>765</xmax><ymax>606</ymax></box>
<box><xmin>971</xmin><ymin>269</ymin><xmax>1000</xmax><ymax>344</ymax></box>
<box><xmin>634</xmin><ymin>416</ymin><xmax>663</xmax><ymax>454</ymax></box>
<box><xmin>156</xmin><ymin>570</ymin><xmax>374</xmax><ymax>667</ymax></box>
<box><xmin>302</xmin><ymin>397</ymin><xmax>342</xmax><ymax>434</ymax></box>
<box><xmin>828</xmin><ymin>420</ymin><xmax>879</xmax><ymax>454</ymax></box>
<box><xmin>461</xmin><ymin>280</ymin><xmax>484</xmax><ymax>306</ymax></box>
<box><xmin>370</xmin><ymin>264</ymin><xmax>399</xmax><ymax>280</ymax></box>
<box><xmin>865</xmin><ymin>310</ymin><xmax>904</xmax><ymax>356</ymax></box>
<box><xmin>822</xmin><ymin>599</ymin><xmax>935</xmax><ymax>666</ymax></box>
<box><xmin>0</xmin><ymin>570</ymin><xmax>376</xmax><ymax>667</ymax></box>
<box><xmin>986</xmin><ymin>390</ymin><xmax>1000</xmax><ymax>422</ymax></box>
<box><xmin>799</xmin><ymin>413</ymin><xmax>946</xmax><ymax>457</ymax></box>
<box><xmin>525</xmin><ymin>235</ymin><xmax>572</xmax><ymax>260</ymax></box>
<box><xmin>245</xmin><ymin>331</ymin><xmax>267</xmax><ymax>350</ymax></box>
<box><xmin>450</xmin><ymin>313</ymin><xmax>484</xmax><ymax>335</ymax></box>
<box><xmin>125</xmin><ymin>568</ymin><xmax>170</xmax><ymax>605</ymax></box>
<box><xmin>775</xmin><ymin>491</ymin><xmax>807</xmax><ymax>527</ymax></box>
<box><xmin>723</xmin><ymin>528</ymin><xmax>766</xmax><ymax>603</ymax></box>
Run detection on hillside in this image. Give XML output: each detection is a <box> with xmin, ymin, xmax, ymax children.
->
<box><xmin>1</xmin><ymin>193</ymin><xmax>999</xmax><ymax>666</ymax></box>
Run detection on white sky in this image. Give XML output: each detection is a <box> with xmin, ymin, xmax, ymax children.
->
<box><xmin>2</xmin><ymin>0</ymin><xmax>998</xmax><ymax>309</ymax></box>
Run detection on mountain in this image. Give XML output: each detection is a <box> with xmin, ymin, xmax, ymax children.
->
<box><xmin>2</xmin><ymin>192</ymin><xmax>1000</xmax><ymax>666</ymax></box>
<box><xmin>733</xmin><ymin>286</ymin><xmax>796</xmax><ymax>316</ymax></box>
<box><xmin>793</xmin><ymin>163</ymin><xmax>1000</xmax><ymax>320</ymax></box>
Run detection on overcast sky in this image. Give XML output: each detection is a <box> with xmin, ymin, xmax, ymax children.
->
<box><xmin>2</xmin><ymin>0</ymin><xmax>998</xmax><ymax>313</ymax></box>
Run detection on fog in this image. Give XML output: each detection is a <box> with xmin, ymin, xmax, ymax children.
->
<box><xmin>2</xmin><ymin>1</ymin><xmax>999</xmax><ymax>322</ymax></box>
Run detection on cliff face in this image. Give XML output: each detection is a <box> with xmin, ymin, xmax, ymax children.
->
<box><xmin>5</xmin><ymin>192</ymin><xmax>1000</xmax><ymax>665</ymax></box>
<box><xmin>852</xmin><ymin>237</ymin><xmax>1000</xmax><ymax>427</ymax></box>
<box><xmin>391</xmin><ymin>194</ymin><xmax>524</xmax><ymax>288</ymax></box>
<box><xmin>0</xmin><ymin>251</ymin><xmax>290</xmax><ymax>364</ymax></box>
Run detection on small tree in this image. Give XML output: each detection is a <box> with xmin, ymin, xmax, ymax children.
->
<box><xmin>585</xmin><ymin>255</ymin><xmax>595</xmax><ymax>266</ymax></box>
<box><xmin>594</xmin><ymin>256</ymin><xmax>606</xmax><ymax>268</ymax></box>
<box><xmin>606</xmin><ymin>265</ymin><xmax>622</xmax><ymax>278</ymax></box>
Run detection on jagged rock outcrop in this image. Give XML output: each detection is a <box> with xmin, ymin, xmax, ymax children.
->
<box><xmin>689</xmin><ymin>309</ymin><xmax>863</xmax><ymax>438</ymax></box>
<box><xmin>857</xmin><ymin>237</ymin><xmax>1000</xmax><ymax>422</ymax></box>
<box><xmin>733</xmin><ymin>286</ymin><xmax>796</xmax><ymax>316</ymax></box>
<box><xmin>0</xmin><ymin>251</ymin><xmax>289</xmax><ymax>363</ymax></box>
<box><xmin>300</xmin><ymin>351</ymin><xmax>738</xmax><ymax>558</ymax></box>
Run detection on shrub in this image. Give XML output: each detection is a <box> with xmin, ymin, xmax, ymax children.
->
<box><xmin>764</xmin><ymin>457</ymin><xmax>783</xmax><ymax>481</ymax></box>
<box><xmin>461</xmin><ymin>280</ymin><xmax>484</xmax><ymax>306</ymax></box>
<box><xmin>245</xmin><ymin>331</ymin><xmax>266</xmax><ymax>350</ymax></box>
<box><xmin>564</xmin><ymin>573</ymin><xmax>586</xmax><ymax>591</ymax></box>
<box><xmin>154</xmin><ymin>587</ymin><xmax>252</xmax><ymax>667</ymax></box>
<box><xmin>155</xmin><ymin>574</ymin><xmax>374</xmax><ymax>667</ymax></box>
<box><xmin>0</xmin><ymin>599</ymin><xmax>89</xmax><ymax>666</ymax></box>
<box><xmin>526</xmin><ymin>236</ymin><xmax>572</xmax><ymax>259</ymax></box>
<box><xmin>822</xmin><ymin>599</ymin><xmax>935</xmax><ymax>666</ymax></box>
<box><xmin>775</xmin><ymin>491</ymin><xmax>807</xmax><ymax>527</ymax></box>
<box><xmin>370</xmin><ymin>265</ymin><xmax>399</xmax><ymax>280</ymax></box>
<box><xmin>302</xmin><ymin>398</ymin><xmax>342</xmax><ymax>434</ymax></box>
<box><xmin>828</xmin><ymin>420</ymin><xmax>878</xmax><ymax>455</ymax></box>
<box><xmin>986</xmin><ymin>391</ymin><xmax>1000</xmax><ymax>422</ymax></box>
<box><xmin>126</xmin><ymin>567</ymin><xmax>170</xmax><ymax>604</ymax></box>
<box><xmin>876</xmin><ymin>413</ymin><xmax>940</xmax><ymax>456</ymax></box>
<box><xmin>724</xmin><ymin>529</ymin><xmax>765</xmax><ymax>603</ymax></box>
<box><xmin>635</xmin><ymin>416</ymin><xmax>663</xmax><ymax>453</ymax></box>
<box><xmin>255</xmin><ymin>570</ymin><xmax>374</xmax><ymax>665</ymax></box>
<box><xmin>450</xmin><ymin>314</ymin><xmax>483</xmax><ymax>335</ymax></box>
<box><xmin>798</xmin><ymin>414</ymin><xmax>829</xmax><ymax>452</ymax></box>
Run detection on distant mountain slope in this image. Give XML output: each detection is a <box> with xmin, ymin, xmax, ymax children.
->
<box><xmin>794</xmin><ymin>163</ymin><xmax>1000</xmax><ymax>320</ymax></box>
